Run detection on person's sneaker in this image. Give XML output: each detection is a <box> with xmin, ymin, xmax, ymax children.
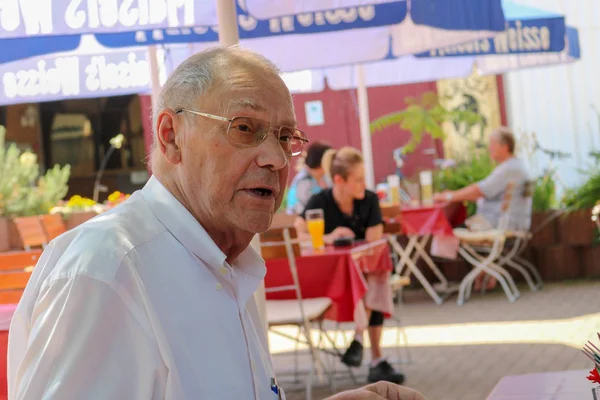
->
<box><xmin>341</xmin><ymin>340</ymin><xmax>363</xmax><ymax>367</ymax></box>
<box><xmin>368</xmin><ymin>360</ymin><xmax>405</xmax><ymax>384</ymax></box>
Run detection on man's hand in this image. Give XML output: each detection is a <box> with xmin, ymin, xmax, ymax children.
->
<box><xmin>325</xmin><ymin>382</ymin><xmax>427</xmax><ymax>399</ymax></box>
<box><xmin>324</xmin><ymin>227</ymin><xmax>356</xmax><ymax>244</ymax></box>
<box><xmin>433</xmin><ymin>190</ymin><xmax>452</xmax><ymax>203</ymax></box>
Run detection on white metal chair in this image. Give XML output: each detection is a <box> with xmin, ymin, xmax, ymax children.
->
<box><xmin>260</xmin><ymin>227</ymin><xmax>333</xmax><ymax>399</ymax></box>
<box><xmin>478</xmin><ymin>180</ymin><xmax>544</xmax><ymax>293</ymax></box>
<box><xmin>453</xmin><ymin>181</ymin><xmax>521</xmax><ymax>305</ymax></box>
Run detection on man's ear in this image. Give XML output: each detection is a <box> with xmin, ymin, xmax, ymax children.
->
<box><xmin>156</xmin><ymin>109</ymin><xmax>182</xmax><ymax>165</ymax></box>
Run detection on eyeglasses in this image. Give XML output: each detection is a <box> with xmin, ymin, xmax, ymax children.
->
<box><xmin>175</xmin><ymin>108</ymin><xmax>309</xmax><ymax>157</ymax></box>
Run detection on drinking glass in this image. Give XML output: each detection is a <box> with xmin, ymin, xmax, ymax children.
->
<box><xmin>305</xmin><ymin>209</ymin><xmax>325</xmax><ymax>250</ymax></box>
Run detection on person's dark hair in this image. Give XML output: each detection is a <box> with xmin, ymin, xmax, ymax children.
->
<box><xmin>304</xmin><ymin>141</ymin><xmax>331</xmax><ymax>169</ymax></box>
<box><xmin>493</xmin><ymin>126</ymin><xmax>516</xmax><ymax>154</ymax></box>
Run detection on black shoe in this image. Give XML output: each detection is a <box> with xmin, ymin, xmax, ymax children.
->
<box><xmin>341</xmin><ymin>340</ymin><xmax>363</xmax><ymax>367</ymax></box>
<box><xmin>368</xmin><ymin>360</ymin><xmax>405</xmax><ymax>384</ymax></box>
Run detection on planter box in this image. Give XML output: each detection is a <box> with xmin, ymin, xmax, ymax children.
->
<box><xmin>64</xmin><ymin>211</ymin><xmax>98</xmax><ymax>231</ymax></box>
<box><xmin>0</xmin><ymin>217</ymin><xmax>9</xmax><ymax>252</ymax></box>
<box><xmin>581</xmin><ymin>246</ymin><xmax>600</xmax><ymax>279</ymax></box>
<box><xmin>529</xmin><ymin>211</ymin><xmax>559</xmax><ymax>248</ymax></box>
<box><xmin>8</xmin><ymin>218</ymin><xmax>22</xmax><ymax>249</ymax></box>
<box><xmin>535</xmin><ymin>245</ymin><xmax>582</xmax><ymax>281</ymax></box>
<box><xmin>558</xmin><ymin>209</ymin><xmax>596</xmax><ymax>246</ymax></box>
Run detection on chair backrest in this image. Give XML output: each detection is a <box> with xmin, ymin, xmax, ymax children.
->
<box><xmin>523</xmin><ymin>180</ymin><xmax>535</xmax><ymax>198</ymax></box>
<box><xmin>269</xmin><ymin>212</ymin><xmax>297</xmax><ymax>230</ymax></box>
<box><xmin>496</xmin><ymin>181</ymin><xmax>516</xmax><ymax>234</ymax></box>
<box><xmin>260</xmin><ymin>227</ymin><xmax>301</xmax><ymax>260</ymax></box>
<box><xmin>380</xmin><ymin>204</ymin><xmax>401</xmax><ymax>220</ymax></box>
<box><xmin>40</xmin><ymin>214</ymin><xmax>67</xmax><ymax>241</ymax></box>
<box><xmin>260</xmin><ymin>227</ymin><xmax>308</xmax><ymax>319</ymax></box>
<box><xmin>0</xmin><ymin>250</ymin><xmax>42</xmax><ymax>304</ymax></box>
<box><xmin>12</xmin><ymin>216</ymin><xmax>48</xmax><ymax>250</ymax></box>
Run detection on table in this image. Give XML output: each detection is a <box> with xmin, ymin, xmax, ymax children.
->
<box><xmin>264</xmin><ymin>238</ymin><xmax>393</xmax><ymax>330</ymax></box>
<box><xmin>388</xmin><ymin>202</ymin><xmax>465</xmax><ymax>305</ymax></box>
<box><xmin>487</xmin><ymin>370</ymin><xmax>597</xmax><ymax>399</ymax></box>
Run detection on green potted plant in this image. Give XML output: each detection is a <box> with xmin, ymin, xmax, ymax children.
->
<box><xmin>0</xmin><ymin>125</ymin><xmax>71</xmax><ymax>250</ymax></box>
<box><xmin>370</xmin><ymin>91</ymin><xmax>484</xmax><ymax>156</ymax></box>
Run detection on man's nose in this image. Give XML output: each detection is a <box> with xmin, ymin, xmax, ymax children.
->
<box><xmin>255</xmin><ymin>132</ymin><xmax>288</xmax><ymax>171</ymax></box>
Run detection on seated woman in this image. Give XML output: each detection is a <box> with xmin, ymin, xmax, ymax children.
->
<box><xmin>294</xmin><ymin>146</ymin><xmax>404</xmax><ymax>385</ymax></box>
<box><xmin>286</xmin><ymin>141</ymin><xmax>332</xmax><ymax>215</ymax></box>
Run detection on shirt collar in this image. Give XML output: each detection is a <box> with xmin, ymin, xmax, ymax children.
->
<box><xmin>141</xmin><ymin>175</ymin><xmax>266</xmax><ymax>286</ymax></box>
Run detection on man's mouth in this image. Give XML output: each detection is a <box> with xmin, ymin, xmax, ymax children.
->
<box><xmin>246</xmin><ymin>187</ymin><xmax>275</xmax><ymax>197</ymax></box>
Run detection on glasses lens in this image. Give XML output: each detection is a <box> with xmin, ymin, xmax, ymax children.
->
<box><xmin>228</xmin><ymin>116</ymin><xmax>269</xmax><ymax>146</ymax></box>
<box><xmin>279</xmin><ymin>127</ymin><xmax>306</xmax><ymax>157</ymax></box>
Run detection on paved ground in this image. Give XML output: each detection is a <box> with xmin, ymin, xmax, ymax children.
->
<box><xmin>269</xmin><ymin>280</ymin><xmax>600</xmax><ymax>400</ymax></box>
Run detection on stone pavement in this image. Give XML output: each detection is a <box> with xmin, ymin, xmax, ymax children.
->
<box><xmin>270</xmin><ymin>280</ymin><xmax>600</xmax><ymax>400</ymax></box>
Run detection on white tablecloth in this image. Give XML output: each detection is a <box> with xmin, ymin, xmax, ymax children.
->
<box><xmin>487</xmin><ymin>370</ymin><xmax>597</xmax><ymax>400</ymax></box>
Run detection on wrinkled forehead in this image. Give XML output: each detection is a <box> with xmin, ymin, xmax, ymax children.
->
<box><xmin>199</xmin><ymin>67</ymin><xmax>296</xmax><ymax>126</ymax></box>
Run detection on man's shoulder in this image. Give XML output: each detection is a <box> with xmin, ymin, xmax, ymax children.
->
<box><xmin>309</xmin><ymin>188</ymin><xmax>331</xmax><ymax>204</ymax></box>
<box><xmin>39</xmin><ymin>193</ymin><xmax>167</xmax><ymax>285</ymax></box>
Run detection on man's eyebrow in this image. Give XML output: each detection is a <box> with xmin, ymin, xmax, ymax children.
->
<box><xmin>227</xmin><ymin>99</ymin><xmax>266</xmax><ymax>112</ymax></box>
<box><xmin>227</xmin><ymin>99</ymin><xmax>297</xmax><ymax>127</ymax></box>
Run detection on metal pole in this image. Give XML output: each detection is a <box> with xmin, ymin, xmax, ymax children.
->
<box><xmin>356</xmin><ymin>64</ymin><xmax>376</xmax><ymax>189</ymax></box>
<box><xmin>217</xmin><ymin>0</ymin><xmax>240</xmax><ymax>46</ymax></box>
<box><xmin>148</xmin><ymin>45</ymin><xmax>162</xmax><ymax>113</ymax></box>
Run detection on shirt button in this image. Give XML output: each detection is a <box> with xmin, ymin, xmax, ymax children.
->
<box><xmin>219</xmin><ymin>267</ymin><xmax>228</xmax><ymax>276</ymax></box>
<box><xmin>216</xmin><ymin>283</ymin><xmax>223</xmax><ymax>291</ymax></box>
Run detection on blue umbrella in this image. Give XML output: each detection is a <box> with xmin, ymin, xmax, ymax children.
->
<box><xmin>0</xmin><ymin>0</ymin><xmax>505</xmax><ymax>64</ymax></box>
<box><xmin>311</xmin><ymin>0</ymin><xmax>573</xmax><ymax>90</ymax></box>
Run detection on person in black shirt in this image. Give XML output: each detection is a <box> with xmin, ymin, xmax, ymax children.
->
<box><xmin>294</xmin><ymin>147</ymin><xmax>404</xmax><ymax>385</ymax></box>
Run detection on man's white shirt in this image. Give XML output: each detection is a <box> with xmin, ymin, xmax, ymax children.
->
<box><xmin>8</xmin><ymin>176</ymin><xmax>282</xmax><ymax>399</ymax></box>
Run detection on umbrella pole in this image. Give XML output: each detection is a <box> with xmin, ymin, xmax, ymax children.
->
<box><xmin>217</xmin><ymin>0</ymin><xmax>240</xmax><ymax>47</ymax></box>
<box><xmin>356</xmin><ymin>64</ymin><xmax>376</xmax><ymax>189</ymax></box>
<box><xmin>148</xmin><ymin>45</ymin><xmax>161</xmax><ymax>112</ymax></box>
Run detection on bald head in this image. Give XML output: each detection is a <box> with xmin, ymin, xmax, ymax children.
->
<box><xmin>152</xmin><ymin>46</ymin><xmax>284</xmax><ymax>142</ymax></box>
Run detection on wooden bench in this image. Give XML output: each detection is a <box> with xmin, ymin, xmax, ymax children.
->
<box><xmin>0</xmin><ymin>250</ymin><xmax>42</xmax><ymax>304</ymax></box>
<box><xmin>0</xmin><ymin>216</ymin><xmax>48</xmax><ymax>304</ymax></box>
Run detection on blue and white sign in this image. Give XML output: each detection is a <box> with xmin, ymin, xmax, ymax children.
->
<box><xmin>0</xmin><ymin>0</ymin><xmax>212</xmax><ymax>39</ymax></box>
<box><xmin>0</xmin><ymin>50</ymin><xmax>150</xmax><ymax>105</ymax></box>
<box><xmin>416</xmin><ymin>1</ymin><xmax>566</xmax><ymax>57</ymax></box>
<box><xmin>94</xmin><ymin>1</ymin><xmax>407</xmax><ymax>47</ymax></box>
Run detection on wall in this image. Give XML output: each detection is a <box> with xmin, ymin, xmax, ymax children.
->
<box><xmin>291</xmin><ymin>81</ymin><xmax>441</xmax><ymax>184</ymax></box>
<box><xmin>502</xmin><ymin>0</ymin><xmax>600</xmax><ymax>191</ymax></box>
<box><xmin>4</xmin><ymin>103</ymin><xmax>43</xmax><ymax>162</ymax></box>
<box><xmin>139</xmin><ymin>76</ymin><xmax>507</xmax><ymax>185</ymax></box>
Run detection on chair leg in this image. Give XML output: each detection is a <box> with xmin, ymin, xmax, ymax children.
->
<box><xmin>458</xmin><ymin>249</ymin><xmax>517</xmax><ymax>305</ymax></box>
<box><xmin>489</xmin><ymin>262</ymin><xmax>520</xmax><ymax>298</ymax></box>
<box><xmin>515</xmin><ymin>255</ymin><xmax>544</xmax><ymax>289</ymax></box>
<box><xmin>505</xmin><ymin>257</ymin><xmax>537</xmax><ymax>292</ymax></box>
<box><xmin>294</xmin><ymin>327</ymin><xmax>301</xmax><ymax>383</ymax></box>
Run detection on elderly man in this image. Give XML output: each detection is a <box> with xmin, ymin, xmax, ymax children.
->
<box><xmin>434</xmin><ymin>127</ymin><xmax>531</xmax><ymax>290</ymax></box>
<box><xmin>8</xmin><ymin>47</ymin><xmax>426</xmax><ymax>400</ymax></box>
<box><xmin>434</xmin><ymin>127</ymin><xmax>531</xmax><ymax>230</ymax></box>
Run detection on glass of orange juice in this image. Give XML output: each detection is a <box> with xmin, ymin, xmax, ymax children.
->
<box><xmin>305</xmin><ymin>209</ymin><xmax>325</xmax><ymax>251</ymax></box>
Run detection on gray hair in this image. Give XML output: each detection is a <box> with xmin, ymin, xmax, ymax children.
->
<box><xmin>491</xmin><ymin>126</ymin><xmax>516</xmax><ymax>154</ymax></box>
<box><xmin>151</xmin><ymin>46</ymin><xmax>282</xmax><ymax>141</ymax></box>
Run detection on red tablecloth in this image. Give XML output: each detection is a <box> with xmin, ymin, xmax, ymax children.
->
<box><xmin>0</xmin><ymin>330</ymin><xmax>6</xmax><ymax>400</ymax></box>
<box><xmin>0</xmin><ymin>304</ymin><xmax>16</xmax><ymax>400</ymax></box>
<box><xmin>398</xmin><ymin>202</ymin><xmax>466</xmax><ymax>236</ymax></box>
<box><xmin>265</xmin><ymin>240</ymin><xmax>393</xmax><ymax>324</ymax></box>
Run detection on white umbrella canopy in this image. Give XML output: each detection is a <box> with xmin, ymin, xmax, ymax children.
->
<box><xmin>0</xmin><ymin>0</ymin><xmax>506</xmax><ymax>188</ymax></box>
